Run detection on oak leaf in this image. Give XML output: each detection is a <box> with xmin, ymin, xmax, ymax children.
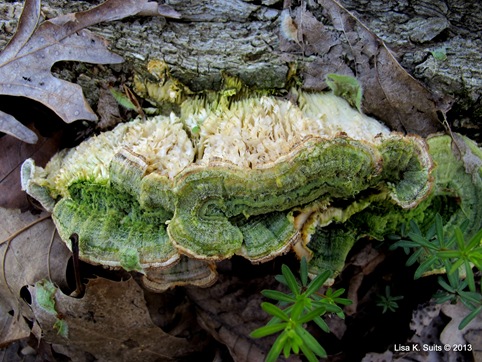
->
<box><xmin>29</xmin><ymin>277</ymin><xmax>209</xmax><ymax>361</ymax></box>
<box><xmin>319</xmin><ymin>0</ymin><xmax>442</xmax><ymax>136</ymax></box>
<box><xmin>283</xmin><ymin>0</ymin><xmax>445</xmax><ymax>136</ymax></box>
<box><xmin>0</xmin><ymin>0</ymin><xmax>180</xmax><ymax>144</ymax></box>
<box><xmin>0</xmin><ymin>208</ymin><xmax>71</xmax><ymax>347</ymax></box>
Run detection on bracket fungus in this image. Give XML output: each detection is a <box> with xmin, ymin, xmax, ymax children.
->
<box><xmin>21</xmin><ymin>89</ymin><xmax>482</xmax><ymax>291</ymax></box>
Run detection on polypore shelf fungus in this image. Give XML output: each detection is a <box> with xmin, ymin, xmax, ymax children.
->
<box><xmin>20</xmin><ymin>87</ymin><xmax>482</xmax><ymax>291</ymax></box>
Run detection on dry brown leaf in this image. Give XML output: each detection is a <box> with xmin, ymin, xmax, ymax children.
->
<box><xmin>0</xmin><ymin>208</ymin><xmax>71</xmax><ymax>347</ymax></box>
<box><xmin>294</xmin><ymin>0</ymin><xmax>444</xmax><ymax>136</ymax></box>
<box><xmin>0</xmin><ymin>0</ymin><xmax>180</xmax><ymax>144</ymax></box>
<box><xmin>186</xmin><ymin>268</ymin><xmax>302</xmax><ymax>362</ymax></box>
<box><xmin>0</xmin><ymin>110</ymin><xmax>38</xmax><ymax>145</ymax></box>
<box><xmin>29</xmin><ymin>277</ymin><xmax>208</xmax><ymax>361</ymax></box>
<box><xmin>376</xmin><ymin>301</ymin><xmax>482</xmax><ymax>361</ymax></box>
<box><xmin>95</xmin><ymin>85</ymin><xmax>123</xmax><ymax>131</ymax></box>
<box><xmin>0</xmin><ymin>130</ymin><xmax>62</xmax><ymax>210</ymax></box>
<box><xmin>321</xmin><ymin>0</ymin><xmax>444</xmax><ymax>135</ymax></box>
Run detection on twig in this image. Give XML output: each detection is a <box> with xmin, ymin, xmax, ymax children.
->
<box><xmin>70</xmin><ymin>233</ymin><xmax>85</xmax><ymax>297</ymax></box>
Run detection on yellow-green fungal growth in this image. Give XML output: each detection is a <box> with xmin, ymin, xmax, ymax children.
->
<box><xmin>22</xmin><ymin>91</ymin><xmax>436</xmax><ymax>288</ymax></box>
<box><xmin>296</xmin><ymin>134</ymin><xmax>482</xmax><ymax>277</ymax></box>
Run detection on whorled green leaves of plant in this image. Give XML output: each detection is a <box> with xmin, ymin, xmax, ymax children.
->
<box><xmin>390</xmin><ymin>214</ymin><xmax>482</xmax><ymax>329</ymax></box>
<box><xmin>250</xmin><ymin>257</ymin><xmax>351</xmax><ymax>362</ymax></box>
<box><xmin>376</xmin><ymin>286</ymin><xmax>404</xmax><ymax>314</ymax></box>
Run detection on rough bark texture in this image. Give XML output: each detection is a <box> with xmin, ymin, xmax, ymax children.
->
<box><xmin>339</xmin><ymin>0</ymin><xmax>482</xmax><ymax>136</ymax></box>
<box><xmin>1</xmin><ymin>0</ymin><xmax>480</xmax><ymax>137</ymax></box>
<box><xmin>1</xmin><ymin>2</ymin><xmax>482</xmax><ymax>360</ymax></box>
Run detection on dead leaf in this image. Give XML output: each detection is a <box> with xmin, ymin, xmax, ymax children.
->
<box><xmin>0</xmin><ymin>0</ymin><xmax>180</xmax><ymax>144</ymax></box>
<box><xmin>186</xmin><ymin>264</ymin><xmax>302</xmax><ymax>361</ymax></box>
<box><xmin>0</xmin><ymin>110</ymin><xmax>38</xmax><ymax>144</ymax></box>
<box><xmin>0</xmin><ymin>338</ymin><xmax>37</xmax><ymax>362</ymax></box>
<box><xmin>361</xmin><ymin>350</ymin><xmax>394</xmax><ymax>362</ymax></box>
<box><xmin>440</xmin><ymin>302</ymin><xmax>482</xmax><ymax>345</ymax></box>
<box><xmin>366</xmin><ymin>300</ymin><xmax>478</xmax><ymax>361</ymax></box>
<box><xmin>0</xmin><ymin>303</ymin><xmax>29</xmax><ymax>350</ymax></box>
<box><xmin>95</xmin><ymin>85</ymin><xmax>123</xmax><ymax>131</ymax></box>
<box><xmin>0</xmin><ymin>208</ymin><xmax>71</xmax><ymax>347</ymax></box>
<box><xmin>344</xmin><ymin>243</ymin><xmax>386</xmax><ymax>316</ymax></box>
<box><xmin>291</xmin><ymin>0</ymin><xmax>444</xmax><ymax>136</ymax></box>
<box><xmin>0</xmin><ymin>130</ymin><xmax>62</xmax><ymax>210</ymax></box>
<box><xmin>394</xmin><ymin>304</ymin><xmax>446</xmax><ymax>361</ymax></box>
<box><xmin>409</xmin><ymin>301</ymin><xmax>443</xmax><ymax>345</ymax></box>
<box><xmin>280</xmin><ymin>9</ymin><xmax>300</xmax><ymax>43</ymax></box>
<box><xmin>464</xmin><ymin>329</ymin><xmax>482</xmax><ymax>362</ymax></box>
<box><xmin>452</xmin><ymin>133</ymin><xmax>482</xmax><ymax>180</ymax></box>
<box><xmin>322</xmin><ymin>0</ymin><xmax>445</xmax><ymax>135</ymax></box>
<box><xmin>29</xmin><ymin>277</ymin><xmax>208</xmax><ymax>361</ymax></box>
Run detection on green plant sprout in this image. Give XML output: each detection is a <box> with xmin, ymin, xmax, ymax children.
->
<box><xmin>376</xmin><ymin>286</ymin><xmax>404</xmax><ymax>313</ymax></box>
<box><xmin>325</xmin><ymin>73</ymin><xmax>363</xmax><ymax>112</ymax></box>
<box><xmin>250</xmin><ymin>257</ymin><xmax>352</xmax><ymax>362</ymax></box>
<box><xmin>390</xmin><ymin>214</ymin><xmax>482</xmax><ymax>329</ymax></box>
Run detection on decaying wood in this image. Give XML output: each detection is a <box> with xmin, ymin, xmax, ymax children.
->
<box><xmin>1</xmin><ymin>1</ymin><xmax>481</xmax><ymax>360</ymax></box>
<box><xmin>1</xmin><ymin>0</ymin><xmax>480</xmax><ymax>135</ymax></box>
<box><xmin>339</xmin><ymin>0</ymin><xmax>482</xmax><ymax>137</ymax></box>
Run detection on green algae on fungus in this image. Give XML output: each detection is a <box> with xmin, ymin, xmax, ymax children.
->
<box><xmin>21</xmin><ymin>91</ymin><xmax>441</xmax><ymax>290</ymax></box>
<box><xmin>298</xmin><ymin>134</ymin><xmax>482</xmax><ymax>277</ymax></box>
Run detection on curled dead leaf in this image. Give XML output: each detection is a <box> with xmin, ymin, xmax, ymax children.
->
<box><xmin>29</xmin><ymin>277</ymin><xmax>209</xmax><ymax>361</ymax></box>
<box><xmin>288</xmin><ymin>0</ymin><xmax>445</xmax><ymax>136</ymax></box>
<box><xmin>0</xmin><ymin>208</ymin><xmax>71</xmax><ymax>347</ymax></box>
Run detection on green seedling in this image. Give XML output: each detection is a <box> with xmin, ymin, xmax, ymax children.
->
<box><xmin>376</xmin><ymin>286</ymin><xmax>404</xmax><ymax>313</ymax></box>
<box><xmin>391</xmin><ymin>214</ymin><xmax>482</xmax><ymax>329</ymax></box>
<box><xmin>250</xmin><ymin>257</ymin><xmax>352</xmax><ymax>362</ymax></box>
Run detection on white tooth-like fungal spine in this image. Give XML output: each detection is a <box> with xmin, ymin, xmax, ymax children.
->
<box><xmin>23</xmin><ymin>90</ymin><xmax>481</xmax><ymax>291</ymax></box>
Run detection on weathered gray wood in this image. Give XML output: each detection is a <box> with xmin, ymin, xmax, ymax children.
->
<box><xmin>1</xmin><ymin>0</ymin><xmax>480</xmax><ymax>133</ymax></box>
<box><xmin>339</xmin><ymin>0</ymin><xmax>482</xmax><ymax>135</ymax></box>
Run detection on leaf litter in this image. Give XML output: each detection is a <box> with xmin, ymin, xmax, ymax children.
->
<box><xmin>29</xmin><ymin>277</ymin><xmax>210</xmax><ymax>361</ymax></box>
<box><xmin>0</xmin><ymin>0</ymin><xmax>478</xmax><ymax>360</ymax></box>
<box><xmin>0</xmin><ymin>208</ymin><xmax>70</xmax><ymax>347</ymax></box>
<box><xmin>281</xmin><ymin>0</ymin><xmax>446</xmax><ymax>136</ymax></box>
<box><xmin>0</xmin><ymin>0</ymin><xmax>180</xmax><ymax>143</ymax></box>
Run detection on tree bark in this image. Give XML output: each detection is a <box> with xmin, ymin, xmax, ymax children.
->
<box><xmin>1</xmin><ymin>0</ymin><xmax>480</xmax><ymax>133</ymax></box>
<box><xmin>1</xmin><ymin>1</ymin><xmax>481</xmax><ymax>359</ymax></box>
<box><xmin>339</xmin><ymin>0</ymin><xmax>482</xmax><ymax>136</ymax></box>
